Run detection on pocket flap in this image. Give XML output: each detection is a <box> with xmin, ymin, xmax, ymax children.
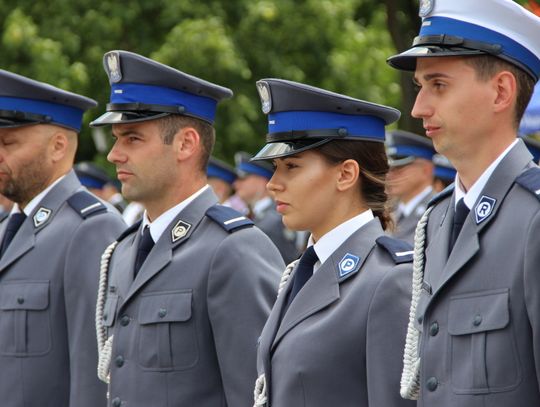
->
<box><xmin>139</xmin><ymin>290</ymin><xmax>192</xmax><ymax>325</ymax></box>
<box><xmin>0</xmin><ymin>281</ymin><xmax>49</xmax><ymax>310</ymax></box>
<box><xmin>448</xmin><ymin>289</ymin><xmax>509</xmax><ymax>335</ymax></box>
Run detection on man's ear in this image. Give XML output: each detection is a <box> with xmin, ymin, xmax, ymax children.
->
<box><xmin>336</xmin><ymin>159</ymin><xmax>360</xmax><ymax>192</ymax></box>
<box><xmin>49</xmin><ymin>129</ymin><xmax>71</xmax><ymax>163</ymax></box>
<box><xmin>174</xmin><ymin>127</ymin><xmax>201</xmax><ymax>161</ymax></box>
<box><xmin>492</xmin><ymin>70</ymin><xmax>517</xmax><ymax>114</ymax></box>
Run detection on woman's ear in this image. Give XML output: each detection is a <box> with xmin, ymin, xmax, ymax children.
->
<box><xmin>336</xmin><ymin>159</ymin><xmax>360</xmax><ymax>192</ymax></box>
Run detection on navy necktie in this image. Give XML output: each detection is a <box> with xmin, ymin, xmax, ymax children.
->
<box><xmin>450</xmin><ymin>199</ymin><xmax>470</xmax><ymax>251</ymax></box>
<box><xmin>0</xmin><ymin>212</ymin><xmax>26</xmax><ymax>257</ymax></box>
<box><xmin>285</xmin><ymin>246</ymin><xmax>318</xmax><ymax>310</ymax></box>
<box><xmin>134</xmin><ymin>226</ymin><xmax>154</xmax><ymax>276</ymax></box>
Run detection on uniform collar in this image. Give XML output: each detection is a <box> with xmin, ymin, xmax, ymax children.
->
<box><xmin>398</xmin><ymin>185</ymin><xmax>433</xmax><ymax>217</ymax></box>
<box><xmin>308</xmin><ymin>209</ymin><xmax>374</xmax><ymax>273</ymax></box>
<box><xmin>455</xmin><ymin>139</ymin><xmax>518</xmax><ymax>210</ymax></box>
<box><xmin>142</xmin><ymin>185</ymin><xmax>209</xmax><ymax>242</ymax></box>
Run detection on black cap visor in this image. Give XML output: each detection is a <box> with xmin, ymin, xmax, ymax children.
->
<box><xmin>252</xmin><ymin>139</ymin><xmax>333</xmax><ymax>161</ymax></box>
<box><xmin>0</xmin><ymin>110</ymin><xmax>53</xmax><ymax>128</ymax></box>
<box><xmin>388</xmin><ymin>155</ymin><xmax>417</xmax><ymax>167</ymax></box>
<box><xmin>90</xmin><ymin>102</ymin><xmax>188</xmax><ymax>127</ymax></box>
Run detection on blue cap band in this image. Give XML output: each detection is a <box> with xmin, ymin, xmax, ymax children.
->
<box><xmin>0</xmin><ymin>96</ymin><xmax>85</xmax><ymax>131</ymax></box>
<box><xmin>238</xmin><ymin>162</ymin><xmax>273</xmax><ymax>179</ymax></box>
<box><xmin>434</xmin><ymin>166</ymin><xmax>456</xmax><ymax>181</ymax></box>
<box><xmin>111</xmin><ymin>83</ymin><xmax>218</xmax><ymax>123</ymax></box>
<box><xmin>79</xmin><ymin>176</ymin><xmax>107</xmax><ymax>189</ymax></box>
<box><xmin>207</xmin><ymin>165</ymin><xmax>236</xmax><ymax>184</ymax></box>
<box><xmin>268</xmin><ymin>111</ymin><xmax>386</xmax><ymax>141</ymax></box>
<box><xmin>393</xmin><ymin>145</ymin><xmax>434</xmax><ymax>160</ymax></box>
<box><xmin>420</xmin><ymin>16</ymin><xmax>540</xmax><ymax>79</ymax></box>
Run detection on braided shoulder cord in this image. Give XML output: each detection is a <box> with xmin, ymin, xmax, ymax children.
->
<box><xmin>252</xmin><ymin>259</ymin><xmax>299</xmax><ymax>407</ymax></box>
<box><xmin>400</xmin><ymin>206</ymin><xmax>433</xmax><ymax>400</ymax></box>
<box><xmin>96</xmin><ymin>240</ymin><xmax>118</xmax><ymax>384</ymax></box>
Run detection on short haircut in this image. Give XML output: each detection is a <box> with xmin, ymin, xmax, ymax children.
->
<box><xmin>465</xmin><ymin>55</ymin><xmax>535</xmax><ymax>129</ymax></box>
<box><xmin>158</xmin><ymin>114</ymin><xmax>215</xmax><ymax>171</ymax></box>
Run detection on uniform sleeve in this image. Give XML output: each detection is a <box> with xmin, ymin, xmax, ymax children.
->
<box><xmin>207</xmin><ymin>227</ymin><xmax>283</xmax><ymax>407</ymax></box>
<box><xmin>366</xmin><ymin>262</ymin><xmax>417</xmax><ymax>407</ymax></box>
<box><xmin>63</xmin><ymin>212</ymin><xmax>126</xmax><ymax>407</ymax></box>
<box><xmin>523</xmin><ymin>208</ymin><xmax>540</xmax><ymax>390</ymax></box>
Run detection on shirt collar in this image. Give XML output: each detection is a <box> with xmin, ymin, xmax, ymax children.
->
<box><xmin>142</xmin><ymin>185</ymin><xmax>209</xmax><ymax>242</ymax></box>
<box><xmin>12</xmin><ymin>175</ymin><xmax>66</xmax><ymax>216</ymax></box>
<box><xmin>454</xmin><ymin>139</ymin><xmax>518</xmax><ymax>210</ymax></box>
<box><xmin>398</xmin><ymin>185</ymin><xmax>433</xmax><ymax>217</ymax></box>
<box><xmin>308</xmin><ymin>209</ymin><xmax>374</xmax><ymax>273</ymax></box>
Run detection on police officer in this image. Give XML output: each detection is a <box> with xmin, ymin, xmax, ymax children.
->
<box><xmin>387</xmin><ymin>0</ymin><xmax>540</xmax><ymax>405</ymax></box>
<box><xmin>432</xmin><ymin>153</ymin><xmax>456</xmax><ymax>192</ymax></box>
<box><xmin>251</xmin><ymin>79</ymin><xmax>415</xmax><ymax>407</ymax></box>
<box><xmin>75</xmin><ymin>161</ymin><xmax>128</xmax><ymax>213</ymax></box>
<box><xmin>0</xmin><ymin>70</ymin><xmax>126</xmax><ymax>407</ymax></box>
<box><xmin>234</xmin><ymin>152</ymin><xmax>301</xmax><ymax>264</ymax></box>
<box><xmin>386</xmin><ymin>130</ymin><xmax>436</xmax><ymax>244</ymax></box>
<box><xmin>90</xmin><ymin>51</ymin><xmax>283</xmax><ymax>407</ymax></box>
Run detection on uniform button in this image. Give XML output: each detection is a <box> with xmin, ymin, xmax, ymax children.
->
<box><xmin>120</xmin><ymin>315</ymin><xmax>130</xmax><ymax>326</ymax></box>
<box><xmin>426</xmin><ymin>377</ymin><xmax>438</xmax><ymax>391</ymax></box>
<box><xmin>429</xmin><ymin>322</ymin><xmax>439</xmax><ymax>336</ymax></box>
<box><xmin>158</xmin><ymin>308</ymin><xmax>167</xmax><ymax>318</ymax></box>
<box><xmin>111</xmin><ymin>397</ymin><xmax>121</xmax><ymax>407</ymax></box>
<box><xmin>17</xmin><ymin>297</ymin><xmax>24</xmax><ymax>304</ymax></box>
<box><xmin>115</xmin><ymin>355</ymin><xmax>124</xmax><ymax>367</ymax></box>
<box><xmin>473</xmin><ymin>315</ymin><xmax>483</xmax><ymax>327</ymax></box>
<box><xmin>417</xmin><ymin>315</ymin><xmax>423</xmax><ymax>325</ymax></box>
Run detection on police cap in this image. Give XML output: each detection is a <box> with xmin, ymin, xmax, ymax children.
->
<box><xmin>74</xmin><ymin>162</ymin><xmax>113</xmax><ymax>190</ymax></box>
<box><xmin>235</xmin><ymin>151</ymin><xmax>274</xmax><ymax>179</ymax></box>
<box><xmin>432</xmin><ymin>153</ymin><xmax>456</xmax><ymax>181</ymax></box>
<box><xmin>207</xmin><ymin>157</ymin><xmax>237</xmax><ymax>185</ymax></box>
<box><xmin>386</xmin><ymin>130</ymin><xmax>435</xmax><ymax>167</ymax></box>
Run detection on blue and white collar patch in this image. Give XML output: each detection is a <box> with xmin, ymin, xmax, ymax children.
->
<box><xmin>338</xmin><ymin>253</ymin><xmax>361</xmax><ymax>278</ymax></box>
<box><xmin>474</xmin><ymin>195</ymin><xmax>496</xmax><ymax>224</ymax></box>
<box><xmin>33</xmin><ymin>207</ymin><xmax>52</xmax><ymax>228</ymax></box>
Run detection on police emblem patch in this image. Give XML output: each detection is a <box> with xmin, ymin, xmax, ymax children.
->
<box><xmin>33</xmin><ymin>207</ymin><xmax>52</xmax><ymax>228</ymax></box>
<box><xmin>419</xmin><ymin>0</ymin><xmax>434</xmax><ymax>17</ymax></box>
<box><xmin>474</xmin><ymin>195</ymin><xmax>496</xmax><ymax>224</ymax></box>
<box><xmin>256</xmin><ymin>81</ymin><xmax>272</xmax><ymax>114</ymax></box>
<box><xmin>106</xmin><ymin>51</ymin><xmax>122</xmax><ymax>83</ymax></box>
<box><xmin>171</xmin><ymin>220</ymin><xmax>191</xmax><ymax>243</ymax></box>
<box><xmin>338</xmin><ymin>253</ymin><xmax>361</xmax><ymax>277</ymax></box>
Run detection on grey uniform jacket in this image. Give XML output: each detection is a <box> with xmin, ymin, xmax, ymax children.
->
<box><xmin>392</xmin><ymin>192</ymin><xmax>434</xmax><ymax>245</ymax></box>
<box><xmin>103</xmin><ymin>188</ymin><xmax>283</xmax><ymax>407</ymax></box>
<box><xmin>256</xmin><ymin>218</ymin><xmax>416</xmax><ymax>407</ymax></box>
<box><xmin>0</xmin><ymin>170</ymin><xmax>126</xmax><ymax>407</ymax></box>
<box><xmin>255</xmin><ymin>203</ymin><xmax>300</xmax><ymax>264</ymax></box>
<box><xmin>415</xmin><ymin>140</ymin><xmax>540</xmax><ymax>406</ymax></box>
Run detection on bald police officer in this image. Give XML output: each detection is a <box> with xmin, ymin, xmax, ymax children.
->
<box><xmin>388</xmin><ymin>0</ymin><xmax>540</xmax><ymax>405</ymax></box>
<box><xmin>0</xmin><ymin>70</ymin><xmax>126</xmax><ymax>407</ymax></box>
<box><xmin>91</xmin><ymin>51</ymin><xmax>283</xmax><ymax>407</ymax></box>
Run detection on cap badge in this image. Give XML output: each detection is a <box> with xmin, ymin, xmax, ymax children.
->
<box><xmin>171</xmin><ymin>220</ymin><xmax>192</xmax><ymax>243</ymax></box>
<box><xmin>419</xmin><ymin>0</ymin><xmax>434</xmax><ymax>17</ymax></box>
<box><xmin>106</xmin><ymin>52</ymin><xmax>122</xmax><ymax>83</ymax></box>
<box><xmin>338</xmin><ymin>253</ymin><xmax>361</xmax><ymax>278</ymax></box>
<box><xmin>33</xmin><ymin>207</ymin><xmax>52</xmax><ymax>228</ymax></box>
<box><xmin>474</xmin><ymin>195</ymin><xmax>496</xmax><ymax>224</ymax></box>
<box><xmin>256</xmin><ymin>81</ymin><xmax>272</xmax><ymax>114</ymax></box>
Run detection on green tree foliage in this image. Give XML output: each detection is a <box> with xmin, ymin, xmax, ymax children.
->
<box><xmin>0</xmin><ymin>0</ymin><xmax>400</xmax><ymax>168</ymax></box>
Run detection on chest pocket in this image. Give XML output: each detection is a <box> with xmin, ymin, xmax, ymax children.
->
<box><xmin>448</xmin><ymin>289</ymin><xmax>521</xmax><ymax>394</ymax></box>
<box><xmin>137</xmin><ymin>290</ymin><xmax>198</xmax><ymax>371</ymax></box>
<box><xmin>0</xmin><ymin>281</ymin><xmax>51</xmax><ymax>356</ymax></box>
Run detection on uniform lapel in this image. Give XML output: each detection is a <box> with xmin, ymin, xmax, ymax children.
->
<box><xmin>271</xmin><ymin>219</ymin><xmax>381</xmax><ymax>351</ymax></box>
<box><xmin>431</xmin><ymin>140</ymin><xmax>532</xmax><ymax>299</ymax></box>
<box><xmin>123</xmin><ymin>189</ymin><xmax>219</xmax><ymax>303</ymax></box>
<box><xmin>0</xmin><ymin>171</ymin><xmax>80</xmax><ymax>272</ymax></box>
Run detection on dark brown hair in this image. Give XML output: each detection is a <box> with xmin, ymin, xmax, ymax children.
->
<box><xmin>316</xmin><ymin>139</ymin><xmax>394</xmax><ymax>231</ymax></box>
<box><xmin>158</xmin><ymin>114</ymin><xmax>216</xmax><ymax>171</ymax></box>
<box><xmin>465</xmin><ymin>55</ymin><xmax>535</xmax><ymax>129</ymax></box>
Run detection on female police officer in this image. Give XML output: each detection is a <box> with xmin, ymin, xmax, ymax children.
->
<box><xmin>251</xmin><ymin>79</ymin><xmax>416</xmax><ymax>407</ymax></box>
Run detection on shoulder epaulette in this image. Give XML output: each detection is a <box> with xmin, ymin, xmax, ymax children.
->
<box><xmin>515</xmin><ymin>167</ymin><xmax>540</xmax><ymax>201</ymax></box>
<box><xmin>206</xmin><ymin>205</ymin><xmax>253</xmax><ymax>233</ymax></box>
<box><xmin>67</xmin><ymin>191</ymin><xmax>107</xmax><ymax>218</ymax></box>
<box><xmin>427</xmin><ymin>183</ymin><xmax>455</xmax><ymax>207</ymax></box>
<box><xmin>116</xmin><ymin>220</ymin><xmax>142</xmax><ymax>242</ymax></box>
<box><xmin>376</xmin><ymin>236</ymin><xmax>414</xmax><ymax>264</ymax></box>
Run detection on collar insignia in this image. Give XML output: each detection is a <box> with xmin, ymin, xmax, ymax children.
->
<box><xmin>338</xmin><ymin>253</ymin><xmax>361</xmax><ymax>278</ymax></box>
<box><xmin>33</xmin><ymin>207</ymin><xmax>52</xmax><ymax>228</ymax></box>
<box><xmin>171</xmin><ymin>220</ymin><xmax>191</xmax><ymax>243</ymax></box>
<box><xmin>474</xmin><ymin>195</ymin><xmax>496</xmax><ymax>224</ymax></box>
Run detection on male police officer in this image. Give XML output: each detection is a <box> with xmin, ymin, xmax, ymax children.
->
<box><xmin>388</xmin><ymin>0</ymin><xmax>540</xmax><ymax>406</ymax></box>
<box><xmin>234</xmin><ymin>152</ymin><xmax>302</xmax><ymax>263</ymax></box>
<box><xmin>91</xmin><ymin>51</ymin><xmax>283</xmax><ymax>407</ymax></box>
<box><xmin>0</xmin><ymin>70</ymin><xmax>126</xmax><ymax>407</ymax></box>
<box><xmin>386</xmin><ymin>130</ymin><xmax>436</xmax><ymax>244</ymax></box>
